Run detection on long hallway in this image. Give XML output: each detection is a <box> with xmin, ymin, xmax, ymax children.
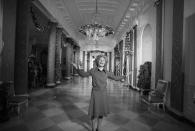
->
<box><xmin>0</xmin><ymin>77</ymin><xmax>194</xmax><ymax>131</ymax></box>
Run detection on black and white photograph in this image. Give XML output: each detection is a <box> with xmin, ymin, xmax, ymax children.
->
<box><xmin>0</xmin><ymin>0</ymin><xmax>195</xmax><ymax>131</ymax></box>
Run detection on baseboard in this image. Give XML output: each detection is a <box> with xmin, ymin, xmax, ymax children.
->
<box><xmin>46</xmin><ymin>83</ymin><xmax>56</xmax><ymax>87</ymax></box>
<box><xmin>56</xmin><ymin>81</ymin><xmax>61</xmax><ymax>84</ymax></box>
<box><xmin>166</xmin><ymin>106</ymin><xmax>195</xmax><ymax>127</ymax></box>
<box><xmin>64</xmin><ymin>76</ymin><xmax>72</xmax><ymax>80</ymax></box>
<box><xmin>73</xmin><ymin>74</ymin><xmax>79</xmax><ymax>76</ymax></box>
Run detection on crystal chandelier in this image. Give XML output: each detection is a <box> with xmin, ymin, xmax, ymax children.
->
<box><xmin>79</xmin><ymin>0</ymin><xmax>114</xmax><ymax>41</ymax></box>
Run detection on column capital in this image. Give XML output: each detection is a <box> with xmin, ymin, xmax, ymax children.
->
<box><xmin>56</xmin><ymin>26</ymin><xmax>64</xmax><ymax>31</ymax></box>
<box><xmin>56</xmin><ymin>27</ymin><xmax>63</xmax><ymax>36</ymax></box>
<box><xmin>63</xmin><ymin>41</ymin><xmax>71</xmax><ymax>48</ymax></box>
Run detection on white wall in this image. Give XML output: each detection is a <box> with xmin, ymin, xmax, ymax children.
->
<box><xmin>183</xmin><ymin>0</ymin><xmax>195</xmax><ymax>123</ymax></box>
<box><xmin>162</xmin><ymin>0</ymin><xmax>195</xmax><ymax>122</ymax></box>
<box><xmin>184</xmin><ymin>0</ymin><xmax>195</xmax><ymax>17</ymax></box>
<box><xmin>136</xmin><ymin>4</ymin><xmax>156</xmax><ymax>89</ymax></box>
<box><xmin>163</xmin><ymin>0</ymin><xmax>173</xmax><ymax>82</ymax></box>
<box><xmin>141</xmin><ymin>24</ymin><xmax>153</xmax><ymax>64</ymax></box>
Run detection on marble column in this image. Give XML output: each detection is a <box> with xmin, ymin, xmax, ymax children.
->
<box><xmin>133</xmin><ymin>25</ymin><xmax>137</xmax><ymax>87</ymax></box>
<box><xmin>83</xmin><ymin>51</ymin><xmax>85</xmax><ymax>70</ymax></box>
<box><xmin>126</xmin><ymin>54</ymin><xmax>130</xmax><ymax>84</ymax></box>
<box><xmin>111</xmin><ymin>50</ymin><xmax>115</xmax><ymax>72</ymax></box>
<box><xmin>1</xmin><ymin>0</ymin><xmax>17</xmax><ymax>82</ymax></box>
<box><xmin>171</xmin><ymin>0</ymin><xmax>184</xmax><ymax>112</ymax></box>
<box><xmin>55</xmin><ymin>27</ymin><xmax>62</xmax><ymax>84</ymax></box>
<box><xmin>47</xmin><ymin>22</ymin><xmax>57</xmax><ymax>87</ymax></box>
<box><xmin>0</xmin><ymin>0</ymin><xmax>3</xmax><ymax>80</ymax></box>
<box><xmin>109</xmin><ymin>52</ymin><xmax>112</xmax><ymax>72</ymax></box>
<box><xmin>84</xmin><ymin>51</ymin><xmax>87</xmax><ymax>72</ymax></box>
<box><xmin>107</xmin><ymin>52</ymin><xmax>110</xmax><ymax>71</ymax></box>
<box><xmin>64</xmin><ymin>43</ymin><xmax>72</xmax><ymax>79</ymax></box>
<box><xmin>89</xmin><ymin>52</ymin><xmax>92</xmax><ymax>69</ymax></box>
<box><xmin>155</xmin><ymin>0</ymin><xmax>163</xmax><ymax>84</ymax></box>
<box><xmin>72</xmin><ymin>49</ymin><xmax>76</xmax><ymax>75</ymax></box>
<box><xmin>14</xmin><ymin>0</ymin><xmax>31</xmax><ymax>94</ymax></box>
<box><xmin>76</xmin><ymin>49</ymin><xmax>80</xmax><ymax>65</ymax></box>
<box><xmin>73</xmin><ymin>48</ymin><xmax>79</xmax><ymax>75</ymax></box>
<box><xmin>79</xmin><ymin>50</ymin><xmax>83</xmax><ymax>69</ymax></box>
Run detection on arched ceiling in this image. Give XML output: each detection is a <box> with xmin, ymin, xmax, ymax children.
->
<box><xmin>35</xmin><ymin>0</ymin><xmax>153</xmax><ymax>52</ymax></box>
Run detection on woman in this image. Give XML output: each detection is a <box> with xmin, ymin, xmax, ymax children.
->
<box><xmin>72</xmin><ymin>55</ymin><xmax>125</xmax><ymax>131</ymax></box>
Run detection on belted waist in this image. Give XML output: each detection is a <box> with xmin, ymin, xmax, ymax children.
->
<box><xmin>92</xmin><ymin>86</ymin><xmax>106</xmax><ymax>91</ymax></box>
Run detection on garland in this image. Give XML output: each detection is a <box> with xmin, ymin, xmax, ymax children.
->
<box><xmin>30</xmin><ymin>6</ymin><xmax>46</xmax><ymax>32</ymax></box>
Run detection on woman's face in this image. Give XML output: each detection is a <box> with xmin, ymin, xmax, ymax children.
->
<box><xmin>98</xmin><ymin>57</ymin><xmax>106</xmax><ymax>67</ymax></box>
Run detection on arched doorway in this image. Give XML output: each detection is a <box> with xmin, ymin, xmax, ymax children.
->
<box><xmin>136</xmin><ymin>24</ymin><xmax>153</xmax><ymax>90</ymax></box>
<box><xmin>141</xmin><ymin>24</ymin><xmax>152</xmax><ymax>64</ymax></box>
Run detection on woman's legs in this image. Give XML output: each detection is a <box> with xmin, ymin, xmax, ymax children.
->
<box><xmin>91</xmin><ymin>116</ymin><xmax>103</xmax><ymax>131</ymax></box>
<box><xmin>91</xmin><ymin>118</ymin><xmax>97</xmax><ymax>131</ymax></box>
<box><xmin>97</xmin><ymin>116</ymin><xmax>103</xmax><ymax>131</ymax></box>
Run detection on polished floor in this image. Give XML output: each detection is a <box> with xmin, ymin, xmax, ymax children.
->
<box><xmin>0</xmin><ymin>77</ymin><xmax>195</xmax><ymax>131</ymax></box>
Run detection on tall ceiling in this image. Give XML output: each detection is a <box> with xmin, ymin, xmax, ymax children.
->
<box><xmin>36</xmin><ymin>0</ymin><xmax>153</xmax><ymax>51</ymax></box>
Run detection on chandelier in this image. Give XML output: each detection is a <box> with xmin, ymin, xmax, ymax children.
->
<box><xmin>79</xmin><ymin>0</ymin><xmax>114</xmax><ymax>41</ymax></box>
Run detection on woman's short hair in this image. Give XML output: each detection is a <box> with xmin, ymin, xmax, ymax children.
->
<box><xmin>94</xmin><ymin>55</ymin><xmax>108</xmax><ymax>67</ymax></box>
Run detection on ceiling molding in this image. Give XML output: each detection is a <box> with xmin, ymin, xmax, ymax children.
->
<box><xmin>36</xmin><ymin>0</ymin><xmax>151</xmax><ymax>51</ymax></box>
<box><xmin>32</xmin><ymin>0</ymin><xmax>56</xmax><ymax>22</ymax></box>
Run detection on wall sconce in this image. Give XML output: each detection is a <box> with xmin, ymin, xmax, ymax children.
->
<box><xmin>30</xmin><ymin>6</ymin><xmax>49</xmax><ymax>32</ymax></box>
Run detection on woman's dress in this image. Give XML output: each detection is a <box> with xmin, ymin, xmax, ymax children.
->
<box><xmin>77</xmin><ymin>67</ymin><xmax>124</xmax><ymax>119</ymax></box>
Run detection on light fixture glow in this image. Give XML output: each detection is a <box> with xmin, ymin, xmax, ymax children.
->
<box><xmin>79</xmin><ymin>0</ymin><xmax>114</xmax><ymax>41</ymax></box>
<box><xmin>129</xmin><ymin>7</ymin><xmax>135</xmax><ymax>11</ymax></box>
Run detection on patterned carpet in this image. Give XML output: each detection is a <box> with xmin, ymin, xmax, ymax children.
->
<box><xmin>0</xmin><ymin>77</ymin><xmax>194</xmax><ymax>131</ymax></box>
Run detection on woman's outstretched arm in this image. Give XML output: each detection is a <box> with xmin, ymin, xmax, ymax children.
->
<box><xmin>76</xmin><ymin>69</ymin><xmax>91</xmax><ymax>77</ymax></box>
<box><xmin>107</xmin><ymin>71</ymin><xmax>125</xmax><ymax>81</ymax></box>
<box><xmin>72</xmin><ymin>62</ymin><xmax>91</xmax><ymax>77</ymax></box>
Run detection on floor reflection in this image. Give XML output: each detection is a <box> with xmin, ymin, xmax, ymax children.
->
<box><xmin>0</xmin><ymin>77</ymin><xmax>194</xmax><ymax>131</ymax></box>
